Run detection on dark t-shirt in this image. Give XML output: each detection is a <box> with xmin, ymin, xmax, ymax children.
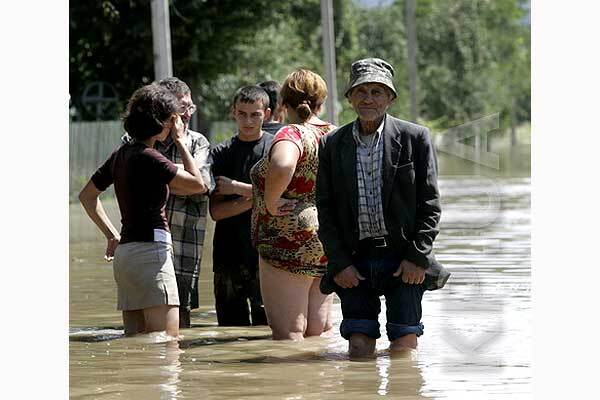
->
<box><xmin>262</xmin><ymin>121</ymin><xmax>285</xmax><ymax>136</ymax></box>
<box><xmin>91</xmin><ymin>141</ymin><xmax>178</xmax><ymax>244</ymax></box>
<box><xmin>210</xmin><ymin>132</ymin><xmax>274</xmax><ymax>270</ymax></box>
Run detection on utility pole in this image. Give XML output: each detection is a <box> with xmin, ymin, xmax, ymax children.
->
<box><xmin>151</xmin><ymin>0</ymin><xmax>173</xmax><ymax>80</ymax></box>
<box><xmin>405</xmin><ymin>0</ymin><xmax>419</xmax><ymax>123</ymax></box>
<box><xmin>320</xmin><ymin>0</ymin><xmax>338</xmax><ymax>126</ymax></box>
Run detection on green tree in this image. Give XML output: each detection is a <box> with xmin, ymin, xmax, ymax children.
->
<box><xmin>415</xmin><ymin>0</ymin><xmax>530</xmax><ymax>129</ymax></box>
<box><xmin>69</xmin><ymin>0</ymin><xmax>530</xmax><ymax>134</ymax></box>
<box><xmin>70</xmin><ymin>0</ymin><xmax>298</xmax><ymax>121</ymax></box>
<box><xmin>70</xmin><ymin>1</ymin><xmax>154</xmax><ymax>120</ymax></box>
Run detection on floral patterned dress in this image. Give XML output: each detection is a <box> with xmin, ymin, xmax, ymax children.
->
<box><xmin>250</xmin><ymin>122</ymin><xmax>336</xmax><ymax>277</ymax></box>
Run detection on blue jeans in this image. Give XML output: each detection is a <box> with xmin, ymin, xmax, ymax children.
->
<box><xmin>336</xmin><ymin>247</ymin><xmax>425</xmax><ymax>341</ymax></box>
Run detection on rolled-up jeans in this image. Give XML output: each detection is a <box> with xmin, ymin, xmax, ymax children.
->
<box><xmin>336</xmin><ymin>244</ymin><xmax>425</xmax><ymax>342</ymax></box>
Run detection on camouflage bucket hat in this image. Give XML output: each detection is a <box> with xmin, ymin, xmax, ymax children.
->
<box><xmin>344</xmin><ymin>57</ymin><xmax>397</xmax><ymax>98</ymax></box>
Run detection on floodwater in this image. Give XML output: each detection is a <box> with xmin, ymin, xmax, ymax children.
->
<box><xmin>70</xmin><ymin>172</ymin><xmax>531</xmax><ymax>399</ymax></box>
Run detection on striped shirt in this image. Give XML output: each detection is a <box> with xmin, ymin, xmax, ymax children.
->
<box><xmin>352</xmin><ymin>120</ymin><xmax>388</xmax><ymax>240</ymax></box>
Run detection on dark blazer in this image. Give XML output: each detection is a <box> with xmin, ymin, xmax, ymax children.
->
<box><xmin>316</xmin><ymin>114</ymin><xmax>448</xmax><ymax>293</ymax></box>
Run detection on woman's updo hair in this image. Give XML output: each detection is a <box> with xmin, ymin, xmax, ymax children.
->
<box><xmin>123</xmin><ymin>83</ymin><xmax>180</xmax><ymax>140</ymax></box>
<box><xmin>280</xmin><ymin>69</ymin><xmax>327</xmax><ymax>122</ymax></box>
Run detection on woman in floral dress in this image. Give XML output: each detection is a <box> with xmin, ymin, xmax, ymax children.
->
<box><xmin>251</xmin><ymin>69</ymin><xmax>336</xmax><ymax>340</ymax></box>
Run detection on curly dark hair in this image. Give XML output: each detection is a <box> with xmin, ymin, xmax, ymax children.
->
<box><xmin>122</xmin><ymin>84</ymin><xmax>180</xmax><ymax>140</ymax></box>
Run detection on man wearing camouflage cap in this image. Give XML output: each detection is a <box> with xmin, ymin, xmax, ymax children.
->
<box><xmin>316</xmin><ymin>58</ymin><xmax>448</xmax><ymax>358</ymax></box>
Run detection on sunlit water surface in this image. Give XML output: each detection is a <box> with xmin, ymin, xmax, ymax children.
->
<box><xmin>70</xmin><ymin>175</ymin><xmax>530</xmax><ymax>399</ymax></box>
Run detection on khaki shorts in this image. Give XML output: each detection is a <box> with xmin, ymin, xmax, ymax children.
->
<box><xmin>113</xmin><ymin>241</ymin><xmax>180</xmax><ymax>311</ymax></box>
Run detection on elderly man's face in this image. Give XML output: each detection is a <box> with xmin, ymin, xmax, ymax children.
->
<box><xmin>348</xmin><ymin>83</ymin><xmax>394</xmax><ymax>122</ymax></box>
<box><xmin>178</xmin><ymin>93</ymin><xmax>196</xmax><ymax>128</ymax></box>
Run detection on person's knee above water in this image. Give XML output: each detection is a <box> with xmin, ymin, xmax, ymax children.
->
<box><xmin>250</xmin><ymin>69</ymin><xmax>337</xmax><ymax>341</ymax></box>
<box><xmin>209</xmin><ymin>85</ymin><xmax>274</xmax><ymax>327</ymax></box>
<box><xmin>315</xmin><ymin>58</ymin><xmax>450</xmax><ymax>357</ymax></box>
<box><xmin>79</xmin><ymin>83</ymin><xmax>208</xmax><ymax>337</ymax></box>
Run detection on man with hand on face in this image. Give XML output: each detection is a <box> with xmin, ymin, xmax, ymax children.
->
<box><xmin>153</xmin><ymin>77</ymin><xmax>214</xmax><ymax>329</ymax></box>
<box><xmin>209</xmin><ymin>86</ymin><xmax>273</xmax><ymax>326</ymax></box>
<box><xmin>316</xmin><ymin>58</ymin><xmax>450</xmax><ymax>358</ymax></box>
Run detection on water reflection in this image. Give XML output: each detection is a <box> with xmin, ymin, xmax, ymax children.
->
<box><xmin>158</xmin><ymin>341</ymin><xmax>183</xmax><ymax>400</ymax></box>
<box><xmin>69</xmin><ymin>335</ymin><xmax>184</xmax><ymax>399</ymax></box>
<box><xmin>325</xmin><ymin>354</ymin><xmax>426</xmax><ymax>399</ymax></box>
<box><xmin>70</xmin><ymin>175</ymin><xmax>531</xmax><ymax>399</ymax></box>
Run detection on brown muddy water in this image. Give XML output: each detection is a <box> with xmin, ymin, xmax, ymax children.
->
<box><xmin>69</xmin><ymin>175</ymin><xmax>531</xmax><ymax>399</ymax></box>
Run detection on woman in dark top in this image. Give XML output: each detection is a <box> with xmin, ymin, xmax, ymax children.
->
<box><xmin>79</xmin><ymin>84</ymin><xmax>207</xmax><ymax>337</ymax></box>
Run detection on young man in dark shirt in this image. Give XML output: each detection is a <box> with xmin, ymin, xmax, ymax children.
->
<box><xmin>209</xmin><ymin>86</ymin><xmax>273</xmax><ymax>326</ymax></box>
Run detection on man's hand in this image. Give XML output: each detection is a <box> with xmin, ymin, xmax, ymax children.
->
<box><xmin>393</xmin><ymin>259</ymin><xmax>426</xmax><ymax>284</ymax></box>
<box><xmin>334</xmin><ymin>265</ymin><xmax>365</xmax><ymax>288</ymax></box>
<box><xmin>104</xmin><ymin>236</ymin><xmax>120</xmax><ymax>262</ymax></box>
<box><xmin>169</xmin><ymin>114</ymin><xmax>185</xmax><ymax>143</ymax></box>
<box><xmin>266</xmin><ymin>198</ymin><xmax>297</xmax><ymax>216</ymax></box>
<box><xmin>214</xmin><ymin>176</ymin><xmax>239</xmax><ymax>196</ymax></box>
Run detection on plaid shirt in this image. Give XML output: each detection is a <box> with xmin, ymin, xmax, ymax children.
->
<box><xmin>154</xmin><ymin>130</ymin><xmax>215</xmax><ymax>287</ymax></box>
<box><xmin>352</xmin><ymin>120</ymin><xmax>388</xmax><ymax>240</ymax></box>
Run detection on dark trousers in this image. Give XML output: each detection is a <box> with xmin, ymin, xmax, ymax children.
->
<box><xmin>336</xmin><ymin>240</ymin><xmax>425</xmax><ymax>341</ymax></box>
<box><xmin>175</xmin><ymin>273</ymin><xmax>199</xmax><ymax>312</ymax></box>
<box><xmin>213</xmin><ymin>262</ymin><xmax>267</xmax><ymax>326</ymax></box>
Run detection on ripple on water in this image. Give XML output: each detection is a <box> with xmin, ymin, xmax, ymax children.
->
<box><xmin>69</xmin><ymin>176</ymin><xmax>531</xmax><ymax>399</ymax></box>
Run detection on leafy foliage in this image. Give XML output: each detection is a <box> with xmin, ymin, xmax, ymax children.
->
<box><xmin>70</xmin><ymin>1</ymin><xmax>155</xmax><ymax>120</ymax></box>
<box><xmin>415</xmin><ymin>0</ymin><xmax>530</xmax><ymax>127</ymax></box>
<box><xmin>70</xmin><ymin>0</ymin><xmax>530</xmax><ymax>131</ymax></box>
